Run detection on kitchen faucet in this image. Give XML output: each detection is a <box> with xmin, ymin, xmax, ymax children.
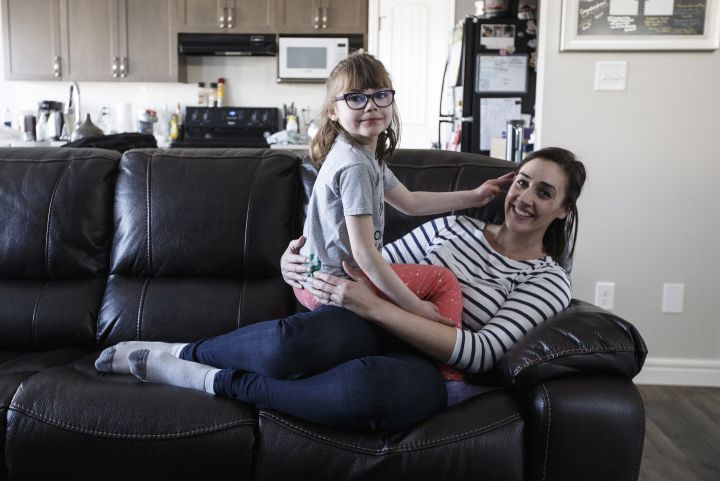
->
<box><xmin>65</xmin><ymin>81</ymin><xmax>81</xmax><ymax>132</ymax></box>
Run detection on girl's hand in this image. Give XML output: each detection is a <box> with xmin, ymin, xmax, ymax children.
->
<box><xmin>410</xmin><ymin>300</ymin><xmax>454</xmax><ymax>326</ymax></box>
<box><xmin>470</xmin><ymin>171</ymin><xmax>516</xmax><ymax>207</ymax></box>
<box><xmin>280</xmin><ymin>235</ymin><xmax>309</xmax><ymax>289</ymax></box>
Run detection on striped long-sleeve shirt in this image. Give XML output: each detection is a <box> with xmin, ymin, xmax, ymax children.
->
<box><xmin>381</xmin><ymin>215</ymin><xmax>571</xmax><ymax>374</ymax></box>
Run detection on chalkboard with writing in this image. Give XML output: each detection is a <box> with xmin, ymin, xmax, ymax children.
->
<box><xmin>576</xmin><ymin>0</ymin><xmax>707</xmax><ymax>36</ymax></box>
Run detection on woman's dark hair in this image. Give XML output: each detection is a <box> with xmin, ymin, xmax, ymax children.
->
<box><xmin>518</xmin><ymin>147</ymin><xmax>586</xmax><ymax>261</ymax></box>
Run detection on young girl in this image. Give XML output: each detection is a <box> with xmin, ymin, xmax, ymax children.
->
<box><xmin>296</xmin><ymin>52</ymin><xmax>514</xmax><ymax>347</ymax></box>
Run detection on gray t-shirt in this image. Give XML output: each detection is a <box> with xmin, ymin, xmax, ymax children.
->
<box><xmin>300</xmin><ymin>136</ymin><xmax>400</xmax><ymax>278</ymax></box>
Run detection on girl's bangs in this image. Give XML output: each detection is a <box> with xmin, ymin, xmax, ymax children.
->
<box><xmin>337</xmin><ymin>60</ymin><xmax>392</xmax><ymax>92</ymax></box>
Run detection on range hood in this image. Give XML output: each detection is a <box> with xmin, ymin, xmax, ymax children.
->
<box><xmin>178</xmin><ymin>33</ymin><xmax>276</xmax><ymax>56</ymax></box>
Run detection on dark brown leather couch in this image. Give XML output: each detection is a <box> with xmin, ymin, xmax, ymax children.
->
<box><xmin>0</xmin><ymin>147</ymin><xmax>647</xmax><ymax>481</ymax></box>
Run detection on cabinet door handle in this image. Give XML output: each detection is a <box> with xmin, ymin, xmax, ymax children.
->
<box><xmin>112</xmin><ymin>57</ymin><xmax>119</xmax><ymax>78</ymax></box>
<box><xmin>227</xmin><ymin>6</ymin><xmax>234</xmax><ymax>29</ymax></box>
<box><xmin>53</xmin><ymin>56</ymin><xmax>62</xmax><ymax>78</ymax></box>
<box><xmin>120</xmin><ymin>57</ymin><xmax>127</xmax><ymax>78</ymax></box>
<box><xmin>322</xmin><ymin>7</ymin><xmax>328</xmax><ymax>28</ymax></box>
<box><xmin>314</xmin><ymin>8</ymin><xmax>320</xmax><ymax>29</ymax></box>
<box><xmin>219</xmin><ymin>7</ymin><xmax>226</xmax><ymax>29</ymax></box>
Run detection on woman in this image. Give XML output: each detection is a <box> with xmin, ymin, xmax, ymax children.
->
<box><xmin>96</xmin><ymin>147</ymin><xmax>586</xmax><ymax>431</ymax></box>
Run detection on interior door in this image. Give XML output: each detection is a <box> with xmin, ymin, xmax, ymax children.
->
<box><xmin>371</xmin><ymin>0</ymin><xmax>454</xmax><ymax>148</ymax></box>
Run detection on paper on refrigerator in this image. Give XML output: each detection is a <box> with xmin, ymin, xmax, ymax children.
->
<box><xmin>479</xmin><ymin>98</ymin><xmax>522</xmax><ymax>151</ymax></box>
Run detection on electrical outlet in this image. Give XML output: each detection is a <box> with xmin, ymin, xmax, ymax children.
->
<box><xmin>595</xmin><ymin>282</ymin><xmax>615</xmax><ymax>310</ymax></box>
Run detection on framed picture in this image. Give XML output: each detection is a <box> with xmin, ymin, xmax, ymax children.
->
<box><xmin>560</xmin><ymin>0</ymin><xmax>720</xmax><ymax>50</ymax></box>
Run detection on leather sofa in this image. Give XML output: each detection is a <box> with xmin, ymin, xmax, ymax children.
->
<box><xmin>0</xmin><ymin>147</ymin><xmax>647</xmax><ymax>481</ymax></box>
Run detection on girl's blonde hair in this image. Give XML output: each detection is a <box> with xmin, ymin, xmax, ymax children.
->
<box><xmin>308</xmin><ymin>52</ymin><xmax>401</xmax><ymax>168</ymax></box>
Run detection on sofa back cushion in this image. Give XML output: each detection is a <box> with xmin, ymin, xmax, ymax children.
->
<box><xmin>0</xmin><ymin>148</ymin><xmax>119</xmax><ymax>348</ymax></box>
<box><xmin>97</xmin><ymin>149</ymin><xmax>301</xmax><ymax>346</ymax></box>
<box><xmin>383</xmin><ymin>149</ymin><xmax>514</xmax><ymax>243</ymax></box>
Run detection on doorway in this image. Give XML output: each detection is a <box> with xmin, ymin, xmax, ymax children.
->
<box><xmin>368</xmin><ymin>0</ymin><xmax>455</xmax><ymax>149</ymax></box>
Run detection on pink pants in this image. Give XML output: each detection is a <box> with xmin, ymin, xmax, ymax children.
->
<box><xmin>294</xmin><ymin>264</ymin><xmax>465</xmax><ymax>381</ymax></box>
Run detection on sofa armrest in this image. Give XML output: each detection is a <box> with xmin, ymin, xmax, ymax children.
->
<box><xmin>496</xmin><ymin>300</ymin><xmax>648</xmax><ymax>390</ymax></box>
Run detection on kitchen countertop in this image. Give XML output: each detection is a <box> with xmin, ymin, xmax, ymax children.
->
<box><xmin>1</xmin><ymin>140</ymin><xmax>68</xmax><ymax>148</ymax></box>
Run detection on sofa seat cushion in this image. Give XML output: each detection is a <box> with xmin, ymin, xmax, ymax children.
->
<box><xmin>98</xmin><ymin>274</ymin><xmax>294</xmax><ymax>345</ymax></box>
<box><xmin>6</xmin><ymin>355</ymin><xmax>257</xmax><ymax>481</ymax></box>
<box><xmin>254</xmin><ymin>389</ymin><xmax>524</xmax><ymax>481</ymax></box>
<box><xmin>0</xmin><ymin>347</ymin><xmax>92</xmax><ymax>481</ymax></box>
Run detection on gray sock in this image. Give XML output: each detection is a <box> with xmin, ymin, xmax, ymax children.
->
<box><xmin>95</xmin><ymin>341</ymin><xmax>187</xmax><ymax>374</ymax></box>
<box><xmin>128</xmin><ymin>350</ymin><xmax>219</xmax><ymax>394</ymax></box>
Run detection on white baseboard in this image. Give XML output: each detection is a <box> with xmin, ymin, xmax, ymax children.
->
<box><xmin>634</xmin><ymin>357</ymin><xmax>720</xmax><ymax>387</ymax></box>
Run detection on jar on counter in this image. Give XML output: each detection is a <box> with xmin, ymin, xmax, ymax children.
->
<box><xmin>137</xmin><ymin>109</ymin><xmax>158</xmax><ymax>135</ymax></box>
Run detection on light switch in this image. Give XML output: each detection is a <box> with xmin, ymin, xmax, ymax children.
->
<box><xmin>662</xmin><ymin>283</ymin><xmax>684</xmax><ymax>314</ymax></box>
<box><xmin>594</xmin><ymin>61</ymin><xmax>627</xmax><ymax>91</ymax></box>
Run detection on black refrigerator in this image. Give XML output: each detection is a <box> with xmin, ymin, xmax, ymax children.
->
<box><xmin>439</xmin><ymin>6</ymin><xmax>538</xmax><ymax>155</ymax></box>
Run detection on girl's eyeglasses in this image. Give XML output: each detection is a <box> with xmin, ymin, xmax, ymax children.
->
<box><xmin>334</xmin><ymin>90</ymin><xmax>396</xmax><ymax>110</ymax></box>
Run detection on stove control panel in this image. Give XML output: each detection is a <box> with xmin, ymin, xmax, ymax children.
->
<box><xmin>185</xmin><ymin>107</ymin><xmax>280</xmax><ymax>130</ymax></box>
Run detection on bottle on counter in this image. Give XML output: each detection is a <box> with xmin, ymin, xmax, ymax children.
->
<box><xmin>2</xmin><ymin>108</ymin><xmax>12</xmax><ymax>128</ymax></box>
<box><xmin>285</xmin><ymin>114</ymin><xmax>298</xmax><ymax>133</ymax></box>
<box><xmin>169</xmin><ymin>110</ymin><xmax>179</xmax><ymax>140</ymax></box>
<box><xmin>208</xmin><ymin>82</ymin><xmax>218</xmax><ymax>107</ymax></box>
<box><xmin>197</xmin><ymin>82</ymin><xmax>208</xmax><ymax>107</ymax></box>
<box><xmin>174</xmin><ymin>103</ymin><xmax>184</xmax><ymax>140</ymax></box>
<box><xmin>35</xmin><ymin>114</ymin><xmax>47</xmax><ymax>142</ymax></box>
<box><xmin>154</xmin><ymin>104</ymin><xmax>171</xmax><ymax>147</ymax></box>
<box><xmin>217</xmin><ymin>78</ymin><xmax>225</xmax><ymax>107</ymax></box>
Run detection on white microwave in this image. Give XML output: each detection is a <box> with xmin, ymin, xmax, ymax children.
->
<box><xmin>278</xmin><ymin>37</ymin><xmax>349</xmax><ymax>82</ymax></box>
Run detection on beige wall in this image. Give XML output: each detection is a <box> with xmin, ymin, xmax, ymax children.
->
<box><xmin>537</xmin><ymin>2</ymin><xmax>720</xmax><ymax>382</ymax></box>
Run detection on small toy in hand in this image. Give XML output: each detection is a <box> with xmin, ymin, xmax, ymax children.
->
<box><xmin>307</xmin><ymin>254</ymin><xmax>322</xmax><ymax>277</ymax></box>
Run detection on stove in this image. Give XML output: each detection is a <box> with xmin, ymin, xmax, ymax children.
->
<box><xmin>170</xmin><ymin>106</ymin><xmax>280</xmax><ymax>148</ymax></box>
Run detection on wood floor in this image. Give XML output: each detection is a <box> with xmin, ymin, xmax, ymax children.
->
<box><xmin>637</xmin><ymin>385</ymin><xmax>720</xmax><ymax>481</ymax></box>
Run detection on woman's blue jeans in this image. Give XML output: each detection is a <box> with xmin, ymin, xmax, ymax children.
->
<box><xmin>179</xmin><ymin>305</ymin><xmax>447</xmax><ymax>431</ymax></box>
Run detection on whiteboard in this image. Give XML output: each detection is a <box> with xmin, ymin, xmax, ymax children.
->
<box><xmin>475</xmin><ymin>54</ymin><xmax>528</xmax><ymax>93</ymax></box>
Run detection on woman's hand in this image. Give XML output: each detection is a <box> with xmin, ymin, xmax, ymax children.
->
<box><xmin>311</xmin><ymin>262</ymin><xmax>457</xmax><ymax>363</ymax></box>
<box><xmin>470</xmin><ymin>171</ymin><xmax>515</xmax><ymax>207</ymax></box>
<box><xmin>280</xmin><ymin>235</ymin><xmax>309</xmax><ymax>289</ymax></box>
<box><xmin>307</xmin><ymin>262</ymin><xmax>384</xmax><ymax>319</ymax></box>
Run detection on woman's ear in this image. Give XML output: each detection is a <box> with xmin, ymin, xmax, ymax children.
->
<box><xmin>328</xmin><ymin>107</ymin><xmax>337</xmax><ymax>122</ymax></box>
<box><xmin>557</xmin><ymin>203</ymin><xmax>572</xmax><ymax>220</ymax></box>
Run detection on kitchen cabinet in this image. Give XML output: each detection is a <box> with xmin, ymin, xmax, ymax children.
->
<box><xmin>120</xmin><ymin>0</ymin><xmax>178</xmax><ymax>81</ymax></box>
<box><xmin>177</xmin><ymin>0</ymin><xmax>274</xmax><ymax>33</ymax></box>
<box><xmin>275</xmin><ymin>0</ymin><xmax>367</xmax><ymax>35</ymax></box>
<box><xmin>60</xmin><ymin>0</ymin><xmax>118</xmax><ymax>80</ymax></box>
<box><xmin>1</xmin><ymin>0</ymin><xmax>62</xmax><ymax>80</ymax></box>
<box><xmin>1</xmin><ymin>0</ymin><xmax>177</xmax><ymax>81</ymax></box>
<box><xmin>61</xmin><ymin>0</ymin><xmax>177</xmax><ymax>81</ymax></box>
